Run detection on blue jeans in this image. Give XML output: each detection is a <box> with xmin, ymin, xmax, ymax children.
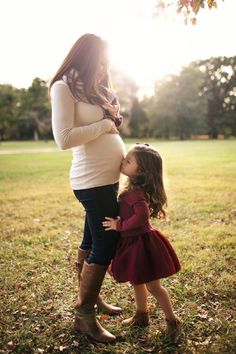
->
<box><xmin>73</xmin><ymin>183</ymin><xmax>120</xmax><ymax>265</ymax></box>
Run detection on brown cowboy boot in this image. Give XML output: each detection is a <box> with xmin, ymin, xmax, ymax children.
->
<box><xmin>122</xmin><ymin>310</ymin><xmax>149</xmax><ymax>327</ymax></box>
<box><xmin>75</xmin><ymin>247</ymin><xmax>122</xmax><ymax>315</ymax></box>
<box><xmin>75</xmin><ymin>248</ymin><xmax>91</xmax><ymax>285</ymax></box>
<box><xmin>96</xmin><ymin>296</ymin><xmax>122</xmax><ymax>315</ymax></box>
<box><xmin>74</xmin><ymin>261</ymin><xmax>116</xmax><ymax>343</ymax></box>
<box><xmin>166</xmin><ymin>316</ymin><xmax>182</xmax><ymax>344</ymax></box>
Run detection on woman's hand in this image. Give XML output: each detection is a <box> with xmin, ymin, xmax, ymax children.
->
<box><xmin>108</xmin><ymin>122</ymin><xmax>119</xmax><ymax>134</ymax></box>
<box><xmin>102</xmin><ymin>217</ymin><xmax>118</xmax><ymax>230</ymax></box>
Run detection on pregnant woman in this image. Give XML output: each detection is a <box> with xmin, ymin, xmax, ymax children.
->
<box><xmin>49</xmin><ymin>33</ymin><xmax>125</xmax><ymax>343</ymax></box>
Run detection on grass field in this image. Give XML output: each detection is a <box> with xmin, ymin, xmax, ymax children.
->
<box><xmin>0</xmin><ymin>139</ymin><xmax>235</xmax><ymax>354</ymax></box>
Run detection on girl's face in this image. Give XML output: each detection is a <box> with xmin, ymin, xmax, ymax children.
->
<box><xmin>120</xmin><ymin>151</ymin><xmax>138</xmax><ymax>177</ymax></box>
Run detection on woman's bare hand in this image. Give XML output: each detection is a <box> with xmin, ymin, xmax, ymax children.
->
<box><xmin>108</xmin><ymin>122</ymin><xmax>119</xmax><ymax>134</ymax></box>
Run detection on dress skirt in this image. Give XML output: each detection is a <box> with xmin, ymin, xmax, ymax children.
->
<box><xmin>111</xmin><ymin>228</ymin><xmax>181</xmax><ymax>285</ymax></box>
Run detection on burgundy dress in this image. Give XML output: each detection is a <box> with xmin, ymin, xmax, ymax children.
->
<box><xmin>111</xmin><ymin>189</ymin><xmax>181</xmax><ymax>285</ymax></box>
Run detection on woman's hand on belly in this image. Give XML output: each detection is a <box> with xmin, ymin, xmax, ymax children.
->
<box><xmin>107</xmin><ymin>122</ymin><xmax>119</xmax><ymax>134</ymax></box>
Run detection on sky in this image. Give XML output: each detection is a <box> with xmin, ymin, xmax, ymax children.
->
<box><xmin>0</xmin><ymin>0</ymin><xmax>235</xmax><ymax>95</ymax></box>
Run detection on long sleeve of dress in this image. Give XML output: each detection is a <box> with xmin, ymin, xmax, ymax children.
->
<box><xmin>116</xmin><ymin>192</ymin><xmax>150</xmax><ymax>232</ymax></box>
<box><xmin>51</xmin><ymin>82</ymin><xmax>114</xmax><ymax>150</ymax></box>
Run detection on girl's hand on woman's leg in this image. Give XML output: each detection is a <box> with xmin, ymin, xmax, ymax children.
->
<box><xmin>102</xmin><ymin>217</ymin><xmax>118</xmax><ymax>230</ymax></box>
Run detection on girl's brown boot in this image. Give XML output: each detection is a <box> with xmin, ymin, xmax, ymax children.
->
<box><xmin>166</xmin><ymin>316</ymin><xmax>182</xmax><ymax>344</ymax></box>
<box><xmin>122</xmin><ymin>310</ymin><xmax>149</xmax><ymax>327</ymax></box>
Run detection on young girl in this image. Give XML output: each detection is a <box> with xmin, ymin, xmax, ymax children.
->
<box><xmin>103</xmin><ymin>144</ymin><xmax>181</xmax><ymax>343</ymax></box>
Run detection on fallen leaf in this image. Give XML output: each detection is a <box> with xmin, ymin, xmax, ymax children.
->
<box><xmin>7</xmin><ymin>342</ymin><xmax>16</xmax><ymax>350</ymax></box>
<box><xmin>16</xmin><ymin>283</ymin><xmax>26</xmax><ymax>290</ymax></box>
<box><xmin>98</xmin><ymin>313</ymin><xmax>110</xmax><ymax>320</ymax></box>
<box><xmin>72</xmin><ymin>340</ymin><xmax>79</xmax><ymax>347</ymax></box>
<box><xmin>187</xmin><ymin>302</ymin><xmax>198</xmax><ymax>309</ymax></box>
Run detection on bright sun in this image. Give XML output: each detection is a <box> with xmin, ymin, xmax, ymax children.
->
<box><xmin>1</xmin><ymin>0</ymin><xmax>233</xmax><ymax>91</ymax></box>
<box><xmin>108</xmin><ymin>18</ymin><xmax>186</xmax><ymax>96</ymax></box>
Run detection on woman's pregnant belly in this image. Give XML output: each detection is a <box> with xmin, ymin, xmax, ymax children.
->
<box><xmin>70</xmin><ymin>133</ymin><xmax>126</xmax><ymax>189</ymax></box>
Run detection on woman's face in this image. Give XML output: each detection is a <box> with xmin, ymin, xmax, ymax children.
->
<box><xmin>96</xmin><ymin>49</ymin><xmax>109</xmax><ymax>83</ymax></box>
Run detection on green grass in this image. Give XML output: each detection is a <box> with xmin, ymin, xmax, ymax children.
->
<box><xmin>0</xmin><ymin>139</ymin><xmax>235</xmax><ymax>353</ymax></box>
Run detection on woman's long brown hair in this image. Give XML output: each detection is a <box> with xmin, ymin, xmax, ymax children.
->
<box><xmin>49</xmin><ymin>33</ymin><xmax>111</xmax><ymax>105</ymax></box>
<box><xmin>120</xmin><ymin>144</ymin><xmax>167</xmax><ymax>218</ymax></box>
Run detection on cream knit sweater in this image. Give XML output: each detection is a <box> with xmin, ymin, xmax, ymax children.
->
<box><xmin>51</xmin><ymin>80</ymin><xmax>125</xmax><ymax>190</ymax></box>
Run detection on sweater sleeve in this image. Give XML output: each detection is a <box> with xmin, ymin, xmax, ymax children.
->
<box><xmin>50</xmin><ymin>82</ymin><xmax>114</xmax><ymax>150</ymax></box>
<box><xmin>116</xmin><ymin>191</ymin><xmax>150</xmax><ymax>232</ymax></box>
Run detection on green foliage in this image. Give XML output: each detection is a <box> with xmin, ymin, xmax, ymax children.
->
<box><xmin>0</xmin><ymin>139</ymin><xmax>235</xmax><ymax>353</ymax></box>
<box><xmin>144</xmin><ymin>67</ymin><xmax>208</xmax><ymax>139</ymax></box>
<box><xmin>0</xmin><ymin>55</ymin><xmax>235</xmax><ymax>140</ymax></box>
<box><xmin>143</xmin><ymin>56</ymin><xmax>236</xmax><ymax>139</ymax></box>
<box><xmin>129</xmin><ymin>98</ymin><xmax>149</xmax><ymax>137</ymax></box>
<box><xmin>0</xmin><ymin>85</ymin><xmax>20</xmax><ymax>140</ymax></box>
<box><xmin>17</xmin><ymin>78</ymin><xmax>51</xmax><ymax>140</ymax></box>
<box><xmin>0</xmin><ymin>78</ymin><xmax>51</xmax><ymax>141</ymax></box>
<box><xmin>110</xmin><ymin>68</ymin><xmax>139</xmax><ymax>136</ymax></box>
<box><xmin>111</xmin><ymin>68</ymin><xmax>139</xmax><ymax>113</ymax></box>
<box><xmin>193</xmin><ymin>56</ymin><xmax>236</xmax><ymax>138</ymax></box>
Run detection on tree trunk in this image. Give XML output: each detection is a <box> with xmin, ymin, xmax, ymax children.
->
<box><xmin>34</xmin><ymin>130</ymin><xmax>39</xmax><ymax>141</ymax></box>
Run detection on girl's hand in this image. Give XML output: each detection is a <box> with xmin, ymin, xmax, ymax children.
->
<box><xmin>102</xmin><ymin>217</ymin><xmax>118</xmax><ymax>230</ymax></box>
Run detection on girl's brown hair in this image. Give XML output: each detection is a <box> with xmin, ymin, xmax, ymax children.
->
<box><xmin>121</xmin><ymin>144</ymin><xmax>167</xmax><ymax>218</ymax></box>
<box><xmin>49</xmin><ymin>33</ymin><xmax>111</xmax><ymax>105</ymax></box>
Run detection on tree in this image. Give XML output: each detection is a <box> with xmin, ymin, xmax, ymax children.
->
<box><xmin>142</xmin><ymin>56</ymin><xmax>236</xmax><ymax>139</ymax></box>
<box><xmin>18</xmin><ymin>78</ymin><xmax>51</xmax><ymax>140</ymax></box>
<box><xmin>174</xmin><ymin>66</ymin><xmax>208</xmax><ymax>139</ymax></box>
<box><xmin>144</xmin><ymin>66</ymin><xmax>207</xmax><ymax>139</ymax></box>
<box><xmin>129</xmin><ymin>98</ymin><xmax>149</xmax><ymax>137</ymax></box>
<box><xmin>143</xmin><ymin>77</ymin><xmax>179</xmax><ymax>138</ymax></box>
<box><xmin>0</xmin><ymin>85</ymin><xmax>19</xmax><ymax>140</ymax></box>
<box><xmin>192</xmin><ymin>56</ymin><xmax>236</xmax><ymax>138</ymax></box>
<box><xmin>110</xmin><ymin>68</ymin><xmax>139</xmax><ymax>135</ymax></box>
<box><xmin>156</xmin><ymin>0</ymin><xmax>223</xmax><ymax>24</ymax></box>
